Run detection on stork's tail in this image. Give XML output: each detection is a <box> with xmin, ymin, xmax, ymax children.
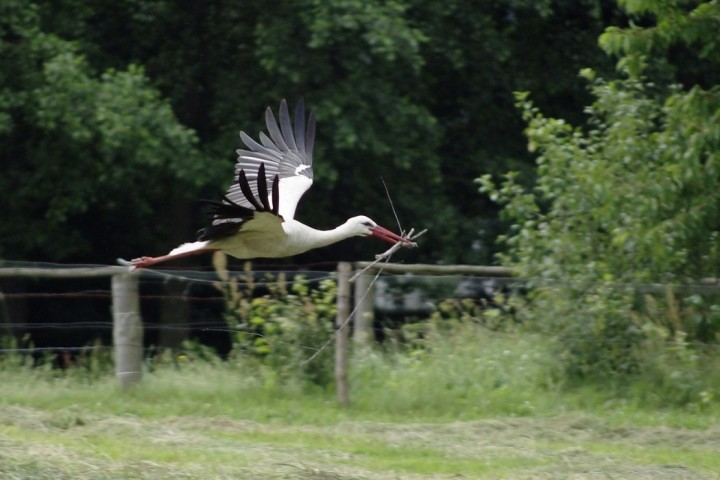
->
<box><xmin>169</xmin><ymin>241</ymin><xmax>210</xmax><ymax>256</ymax></box>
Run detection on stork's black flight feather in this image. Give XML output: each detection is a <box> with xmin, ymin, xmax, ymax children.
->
<box><xmin>197</xmin><ymin>163</ymin><xmax>280</xmax><ymax>241</ymax></box>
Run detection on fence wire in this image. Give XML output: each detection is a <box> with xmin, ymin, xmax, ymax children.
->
<box><xmin>2</xmin><ymin>261</ymin><xmax>720</xmax><ymax>357</ymax></box>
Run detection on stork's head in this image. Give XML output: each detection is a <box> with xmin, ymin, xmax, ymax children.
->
<box><xmin>346</xmin><ymin>215</ymin><xmax>410</xmax><ymax>245</ymax></box>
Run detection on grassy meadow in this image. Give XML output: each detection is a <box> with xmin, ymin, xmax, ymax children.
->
<box><xmin>1</xmin><ymin>327</ymin><xmax>719</xmax><ymax>479</ymax></box>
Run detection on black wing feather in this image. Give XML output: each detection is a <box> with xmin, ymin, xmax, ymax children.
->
<box><xmin>238</xmin><ymin>169</ymin><xmax>263</xmax><ymax>211</ymax></box>
<box><xmin>199</xmin><ymin>99</ymin><xmax>316</xmax><ymax>242</ymax></box>
<box><xmin>256</xmin><ymin>164</ymin><xmax>272</xmax><ymax>211</ymax></box>
<box><xmin>211</xmin><ymin>197</ymin><xmax>254</xmax><ymax>219</ymax></box>
<box><xmin>197</xmin><ymin>222</ymin><xmax>242</xmax><ymax>241</ymax></box>
<box><xmin>197</xmin><ymin>163</ymin><xmax>281</xmax><ymax>242</ymax></box>
<box><xmin>271</xmin><ymin>174</ymin><xmax>280</xmax><ymax>215</ymax></box>
<box><xmin>221</xmin><ymin>99</ymin><xmax>315</xmax><ymax>221</ymax></box>
<box><xmin>196</xmin><ymin>197</ymin><xmax>254</xmax><ymax>241</ymax></box>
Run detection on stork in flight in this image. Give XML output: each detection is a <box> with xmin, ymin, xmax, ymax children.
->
<box><xmin>129</xmin><ymin>99</ymin><xmax>412</xmax><ymax>270</ymax></box>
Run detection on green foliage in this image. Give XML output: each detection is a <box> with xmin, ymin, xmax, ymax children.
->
<box><xmin>3</xmin><ymin>353</ymin><xmax>720</xmax><ymax>479</ymax></box>
<box><xmin>633</xmin><ymin>319</ymin><xmax>717</xmax><ymax>409</ymax></box>
<box><xmin>0</xmin><ymin>336</ymin><xmax>115</xmax><ymax>381</ymax></box>
<box><xmin>482</xmin><ymin>76</ymin><xmax>720</xmax><ymax>284</ymax></box>
<box><xmin>212</xmin><ymin>253</ymin><xmax>336</xmax><ymax>387</ymax></box>
<box><xmin>353</xmin><ymin>321</ymin><xmax>564</xmax><ymax>417</ymax></box>
<box><xmin>0</xmin><ymin>0</ymin><xmax>618</xmax><ymax>265</ymax></box>
<box><xmin>478</xmin><ymin>0</ymin><xmax>720</xmax><ymax>396</ymax></box>
<box><xmin>0</xmin><ymin>1</ymin><xmax>208</xmax><ymax>261</ymax></box>
<box><xmin>301</xmin><ymin>0</ymin><xmax>427</xmax><ymax>68</ymax></box>
<box><xmin>397</xmin><ymin>294</ymin><xmax>515</xmax><ymax>349</ymax></box>
<box><xmin>600</xmin><ymin>0</ymin><xmax>720</xmax><ymax>69</ymax></box>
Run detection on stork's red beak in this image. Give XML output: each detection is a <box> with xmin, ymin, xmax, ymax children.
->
<box><xmin>370</xmin><ymin>225</ymin><xmax>413</xmax><ymax>245</ymax></box>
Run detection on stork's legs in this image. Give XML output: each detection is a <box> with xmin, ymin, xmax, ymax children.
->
<box><xmin>129</xmin><ymin>248</ymin><xmax>216</xmax><ymax>270</ymax></box>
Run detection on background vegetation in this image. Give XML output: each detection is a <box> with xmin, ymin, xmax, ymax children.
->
<box><xmin>480</xmin><ymin>0</ymin><xmax>720</xmax><ymax>394</ymax></box>
<box><xmin>2</xmin><ymin>320</ymin><xmax>720</xmax><ymax>479</ymax></box>
<box><xmin>2</xmin><ymin>1</ymin><xmax>720</xmax><ymax>476</ymax></box>
<box><xmin>2</xmin><ymin>0</ymin><xmax>622</xmax><ymax>265</ymax></box>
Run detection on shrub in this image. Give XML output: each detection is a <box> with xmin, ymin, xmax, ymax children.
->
<box><xmin>352</xmin><ymin>313</ymin><xmax>564</xmax><ymax>417</ymax></box>
<box><xmin>213</xmin><ymin>253</ymin><xmax>336</xmax><ymax>387</ymax></box>
<box><xmin>478</xmin><ymin>1</ymin><xmax>720</xmax><ymax>403</ymax></box>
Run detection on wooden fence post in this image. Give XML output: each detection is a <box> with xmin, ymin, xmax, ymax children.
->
<box><xmin>112</xmin><ymin>273</ymin><xmax>143</xmax><ymax>388</ymax></box>
<box><xmin>352</xmin><ymin>272</ymin><xmax>375</xmax><ymax>345</ymax></box>
<box><xmin>335</xmin><ymin>262</ymin><xmax>351</xmax><ymax>407</ymax></box>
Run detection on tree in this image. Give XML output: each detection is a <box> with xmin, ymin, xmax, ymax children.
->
<box><xmin>3</xmin><ymin>0</ymin><xmax>619</xmax><ymax>265</ymax></box>
<box><xmin>32</xmin><ymin>0</ymin><xmax>616</xmax><ymax>264</ymax></box>
<box><xmin>0</xmin><ymin>1</ymin><xmax>208</xmax><ymax>261</ymax></box>
<box><xmin>413</xmin><ymin>0</ymin><xmax>619</xmax><ymax>262</ymax></box>
<box><xmin>479</xmin><ymin>0</ymin><xmax>720</xmax><ymax>386</ymax></box>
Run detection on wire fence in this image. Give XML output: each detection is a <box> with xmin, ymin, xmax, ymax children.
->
<box><xmin>3</xmin><ymin>259</ymin><xmax>720</xmax><ymax>408</ymax></box>
<box><xmin>2</xmin><ymin>260</ymin><xmax>720</xmax><ymax>358</ymax></box>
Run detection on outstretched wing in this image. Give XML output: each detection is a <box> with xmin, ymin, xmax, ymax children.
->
<box><xmin>229</xmin><ymin>98</ymin><xmax>315</xmax><ymax>220</ymax></box>
<box><xmin>197</xmin><ymin>163</ymin><xmax>280</xmax><ymax>241</ymax></box>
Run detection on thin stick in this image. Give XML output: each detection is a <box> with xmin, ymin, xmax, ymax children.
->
<box><xmin>349</xmin><ymin>228</ymin><xmax>427</xmax><ymax>283</ymax></box>
<box><xmin>349</xmin><ymin>241</ymin><xmax>403</xmax><ymax>283</ymax></box>
<box><xmin>381</xmin><ymin>176</ymin><xmax>403</xmax><ymax>234</ymax></box>
<box><xmin>301</xmin><ymin>227</ymin><xmax>427</xmax><ymax>365</ymax></box>
<box><xmin>300</xmin><ymin>266</ymin><xmax>384</xmax><ymax>366</ymax></box>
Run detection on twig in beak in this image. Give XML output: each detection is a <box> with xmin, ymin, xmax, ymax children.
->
<box><xmin>382</xmin><ymin>176</ymin><xmax>403</xmax><ymax>234</ymax></box>
<box><xmin>349</xmin><ymin>227</ymin><xmax>427</xmax><ymax>283</ymax></box>
<box><xmin>302</xmin><ymin>228</ymin><xmax>426</xmax><ymax>366</ymax></box>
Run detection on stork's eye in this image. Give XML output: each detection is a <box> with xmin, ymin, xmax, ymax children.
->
<box><xmin>362</xmin><ymin>221</ymin><xmax>373</xmax><ymax>227</ymax></box>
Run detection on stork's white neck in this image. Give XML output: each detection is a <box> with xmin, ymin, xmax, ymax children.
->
<box><xmin>283</xmin><ymin>219</ymin><xmax>363</xmax><ymax>254</ymax></box>
<box><xmin>304</xmin><ymin>222</ymin><xmax>358</xmax><ymax>248</ymax></box>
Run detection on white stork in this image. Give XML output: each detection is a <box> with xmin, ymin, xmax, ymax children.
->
<box><xmin>129</xmin><ymin>99</ymin><xmax>411</xmax><ymax>270</ymax></box>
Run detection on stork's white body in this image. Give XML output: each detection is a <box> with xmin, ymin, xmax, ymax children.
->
<box><xmin>170</xmin><ymin>214</ymin><xmax>380</xmax><ymax>260</ymax></box>
<box><xmin>129</xmin><ymin>99</ymin><xmax>410</xmax><ymax>270</ymax></box>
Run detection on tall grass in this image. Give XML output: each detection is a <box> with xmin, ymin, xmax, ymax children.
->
<box><xmin>1</xmin><ymin>325</ymin><xmax>566</xmax><ymax>421</ymax></box>
<box><xmin>2</xmin><ymin>314</ymin><xmax>719</xmax><ymax>425</ymax></box>
<box><xmin>351</xmin><ymin>322</ymin><xmax>564</xmax><ymax>419</ymax></box>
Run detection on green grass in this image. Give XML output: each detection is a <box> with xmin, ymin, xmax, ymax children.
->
<box><xmin>1</xmin><ymin>328</ymin><xmax>719</xmax><ymax>479</ymax></box>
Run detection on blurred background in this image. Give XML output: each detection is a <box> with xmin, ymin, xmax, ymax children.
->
<box><xmin>2</xmin><ymin>0</ymin><xmax>719</xmax><ymax>393</ymax></box>
<box><xmin>0</xmin><ymin>0</ymin><xmax>627</xmax><ymax>267</ymax></box>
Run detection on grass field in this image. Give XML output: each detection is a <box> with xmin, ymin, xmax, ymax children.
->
<box><xmin>1</xmin><ymin>331</ymin><xmax>719</xmax><ymax>479</ymax></box>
